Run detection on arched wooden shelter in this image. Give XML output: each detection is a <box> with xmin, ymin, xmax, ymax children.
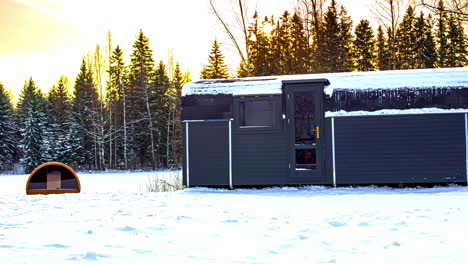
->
<box><xmin>26</xmin><ymin>162</ymin><xmax>81</xmax><ymax>195</ymax></box>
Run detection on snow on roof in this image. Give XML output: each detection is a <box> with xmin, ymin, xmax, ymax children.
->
<box><xmin>321</xmin><ymin>67</ymin><xmax>468</xmax><ymax>95</ymax></box>
<box><xmin>182</xmin><ymin>67</ymin><xmax>468</xmax><ymax>97</ymax></box>
<box><xmin>325</xmin><ymin>108</ymin><xmax>468</xmax><ymax>117</ymax></box>
<box><xmin>182</xmin><ymin>77</ymin><xmax>283</xmax><ymax>96</ymax></box>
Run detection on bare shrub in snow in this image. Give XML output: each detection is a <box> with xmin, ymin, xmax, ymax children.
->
<box><xmin>140</xmin><ymin>171</ymin><xmax>183</xmax><ymax>192</ymax></box>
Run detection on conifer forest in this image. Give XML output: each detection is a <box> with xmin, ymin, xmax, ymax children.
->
<box><xmin>0</xmin><ymin>0</ymin><xmax>466</xmax><ymax>173</ymax></box>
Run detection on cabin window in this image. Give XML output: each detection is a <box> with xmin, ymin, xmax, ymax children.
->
<box><xmin>239</xmin><ymin>100</ymin><xmax>274</xmax><ymax>128</ymax></box>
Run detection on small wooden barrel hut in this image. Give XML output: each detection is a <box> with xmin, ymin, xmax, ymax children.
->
<box><xmin>26</xmin><ymin>162</ymin><xmax>81</xmax><ymax>195</ymax></box>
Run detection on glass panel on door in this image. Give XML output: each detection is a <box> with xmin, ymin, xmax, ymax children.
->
<box><xmin>294</xmin><ymin>91</ymin><xmax>317</xmax><ymax>171</ymax></box>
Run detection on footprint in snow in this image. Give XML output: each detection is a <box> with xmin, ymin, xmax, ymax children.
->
<box><xmin>0</xmin><ymin>245</ymin><xmax>14</xmax><ymax>248</ymax></box>
<box><xmin>394</xmin><ymin>221</ymin><xmax>407</xmax><ymax>226</ymax></box>
<box><xmin>83</xmin><ymin>251</ymin><xmax>108</xmax><ymax>260</ymax></box>
<box><xmin>134</xmin><ymin>249</ymin><xmax>152</xmax><ymax>255</ymax></box>
<box><xmin>45</xmin><ymin>244</ymin><xmax>69</xmax><ymax>248</ymax></box>
<box><xmin>358</xmin><ymin>222</ymin><xmax>370</xmax><ymax>227</ymax></box>
<box><xmin>384</xmin><ymin>241</ymin><xmax>401</xmax><ymax>249</ymax></box>
<box><xmin>223</xmin><ymin>219</ymin><xmax>239</xmax><ymax>223</ymax></box>
<box><xmin>117</xmin><ymin>226</ymin><xmax>137</xmax><ymax>232</ymax></box>
<box><xmin>148</xmin><ymin>226</ymin><xmax>166</xmax><ymax>231</ymax></box>
<box><xmin>328</xmin><ymin>220</ymin><xmax>346</xmax><ymax>227</ymax></box>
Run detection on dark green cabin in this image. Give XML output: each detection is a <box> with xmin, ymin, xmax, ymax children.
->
<box><xmin>181</xmin><ymin>68</ymin><xmax>468</xmax><ymax>188</ymax></box>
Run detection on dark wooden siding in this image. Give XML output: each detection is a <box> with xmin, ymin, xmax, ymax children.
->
<box><xmin>232</xmin><ymin>132</ymin><xmax>288</xmax><ymax>185</ymax></box>
<box><xmin>231</xmin><ymin>95</ymin><xmax>288</xmax><ymax>186</ymax></box>
<box><xmin>332</xmin><ymin>114</ymin><xmax>466</xmax><ymax>184</ymax></box>
<box><xmin>184</xmin><ymin>121</ymin><xmax>230</xmax><ymax>186</ymax></box>
<box><xmin>323</xmin><ymin>118</ymin><xmax>334</xmax><ymax>185</ymax></box>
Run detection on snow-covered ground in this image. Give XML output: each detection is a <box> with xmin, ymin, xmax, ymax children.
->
<box><xmin>1</xmin><ymin>171</ymin><xmax>468</xmax><ymax>263</ymax></box>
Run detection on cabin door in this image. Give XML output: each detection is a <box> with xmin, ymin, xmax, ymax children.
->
<box><xmin>287</xmin><ymin>84</ymin><xmax>323</xmax><ymax>179</ymax></box>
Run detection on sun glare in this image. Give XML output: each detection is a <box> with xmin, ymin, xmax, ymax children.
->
<box><xmin>262</xmin><ymin>22</ymin><xmax>274</xmax><ymax>37</ymax></box>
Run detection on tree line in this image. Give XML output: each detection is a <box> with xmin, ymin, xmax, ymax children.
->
<box><xmin>0</xmin><ymin>30</ymin><xmax>190</xmax><ymax>173</ymax></box>
<box><xmin>205</xmin><ymin>0</ymin><xmax>466</xmax><ymax>79</ymax></box>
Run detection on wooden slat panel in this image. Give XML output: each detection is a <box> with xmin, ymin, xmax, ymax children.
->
<box><xmin>334</xmin><ymin>114</ymin><xmax>466</xmax><ymax>184</ymax></box>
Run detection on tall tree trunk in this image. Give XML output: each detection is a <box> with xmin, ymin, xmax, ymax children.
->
<box><xmin>144</xmin><ymin>86</ymin><xmax>156</xmax><ymax>170</ymax></box>
<box><xmin>123</xmin><ymin>89</ymin><xmax>128</xmax><ymax>169</ymax></box>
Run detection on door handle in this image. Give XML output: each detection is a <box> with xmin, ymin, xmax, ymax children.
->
<box><xmin>312</xmin><ymin>126</ymin><xmax>320</xmax><ymax>139</ymax></box>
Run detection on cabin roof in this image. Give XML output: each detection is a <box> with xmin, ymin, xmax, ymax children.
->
<box><xmin>182</xmin><ymin>67</ymin><xmax>468</xmax><ymax>97</ymax></box>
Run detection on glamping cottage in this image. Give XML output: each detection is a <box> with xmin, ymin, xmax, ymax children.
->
<box><xmin>181</xmin><ymin>68</ymin><xmax>468</xmax><ymax>188</ymax></box>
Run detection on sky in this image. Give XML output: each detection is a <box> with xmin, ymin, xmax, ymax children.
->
<box><xmin>0</xmin><ymin>0</ymin><xmax>372</xmax><ymax>101</ymax></box>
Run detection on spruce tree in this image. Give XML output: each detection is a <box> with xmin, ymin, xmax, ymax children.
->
<box><xmin>337</xmin><ymin>5</ymin><xmax>354</xmax><ymax>72</ymax></box>
<box><xmin>377</xmin><ymin>26</ymin><xmax>391</xmax><ymax>70</ymax></box>
<box><xmin>46</xmin><ymin>76</ymin><xmax>71</xmax><ymax>162</ymax></box>
<box><xmin>414</xmin><ymin>13</ymin><xmax>437</xmax><ymax>69</ymax></box>
<box><xmin>246</xmin><ymin>14</ymin><xmax>274</xmax><ymax>76</ymax></box>
<box><xmin>63</xmin><ymin>120</ymin><xmax>83</xmax><ymax>167</ymax></box>
<box><xmin>200</xmin><ymin>40</ymin><xmax>230</xmax><ymax>79</ymax></box>
<box><xmin>319</xmin><ymin>0</ymin><xmax>340</xmax><ymax>72</ymax></box>
<box><xmin>18</xmin><ymin>78</ymin><xmax>47</xmax><ymax>173</ymax></box>
<box><xmin>128</xmin><ymin>29</ymin><xmax>156</xmax><ymax>169</ymax></box>
<box><xmin>199</xmin><ymin>65</ymin><xmax>211</xmax><ymax>79</ymax></box>
<box><xmin>387</xmin><ymin>27</ymin><xmax>399</xmax><ymax>70</ymax></box>
<box><xmin>168</xmin><ymin>63</ymin><xmax>185</xmax><ymax>166</ymax></box>
<box><xmin>70</xmin><ymin>60</ymin><xmax>99</xmax><ymax>169</ymax></box>
<box><xmin>107</xmin><ymin>45</ymin><xmax>128</xmax><ymax>169</ymax></box>
<box><xmin>0</xmin><ymin>82</ymin><xmax>17</xmax><ymax>171</ymax></box>
<box><xmin>151</xmin><ymin>61</ymin><xmax>171</xmax><ymax>167</ymax></box>
<box><xmin>353</xmin><ymin>19</ymin><xmax>376</xmax><ymax>71</ymax></box>
<box><xmin>396</xmin><ymin>6</ymin><xmax>416</xmax><ymax>69</ymax></box>
<box><xmin>272</xmin><ymin>11</ymin><xmax>292</xmax><ymax>75</ymax></box>
<box><xmin>289</xmin><ymin>12</ymin><xmax>310</xmax><ymax>74</ymax></box>
<box><xmin>446</xmin><ymin>15</ymin><xmax>467</xmax><ymax>67</ymax></box>
<box><xmin>436</xmin><ymin>0</ymin><xmax>448</xmax><ymax>67</ymax></box>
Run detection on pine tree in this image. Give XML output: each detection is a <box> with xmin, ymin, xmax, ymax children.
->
<box><xmin>200</xmin><ymin>40</ymin><xmax>230</xmax><ymax>79</ymax></box>
<box><xmin>436</xmin><ymin>0</ymin><xmax>448</xmax><ymax>67</ymax></box>
<box><xmin>70</xmin><ymin>60</ymin><xmax>99</xmax><ymax>169</ymax></box>
<box><xmin>337</xmin><ymin>5</ymin><xmax>354</xmax><ymax>72</ymax></box>
<box><xmin>446</xmin><ymin>15</ymin><xmax>467</xmax><ymax>67</ymax></box>
<box><xmin>0</xmin><ymin>82</ymin><xmax>17</xmax><ymax>171</ymax></box>
<box><xmin>127</xmin><ymin>29</ymin><xmax>156</xmax><ymax>169</ymax></box>
<box><xmin>18</xmin><ymin>78</ymin><xmax>47</xmax><ymax>173</ymax></box>
<box><xmin>353</xmin><ymin>19</ymin><xmax>376</xmax><ymax>71</ymax></box>
<box><xmin>396</xmin><ymin>6</ymin><xmax>416</xmax><ymax>69</ymax></box>
<box><xmin>377</xmin><ymin>26</ymin><xmax>391</xmax><ymax>70</ymax></box>
<box><xmin>414</xmin><ymin>13</ymin><xmax>437</xmax><ymax>69</ymax></box>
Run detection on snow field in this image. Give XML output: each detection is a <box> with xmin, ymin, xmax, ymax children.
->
<box><xmin>1</xmin><ymin>172</ymin><xmax>468</xmax><ymax>263</ymax></box>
